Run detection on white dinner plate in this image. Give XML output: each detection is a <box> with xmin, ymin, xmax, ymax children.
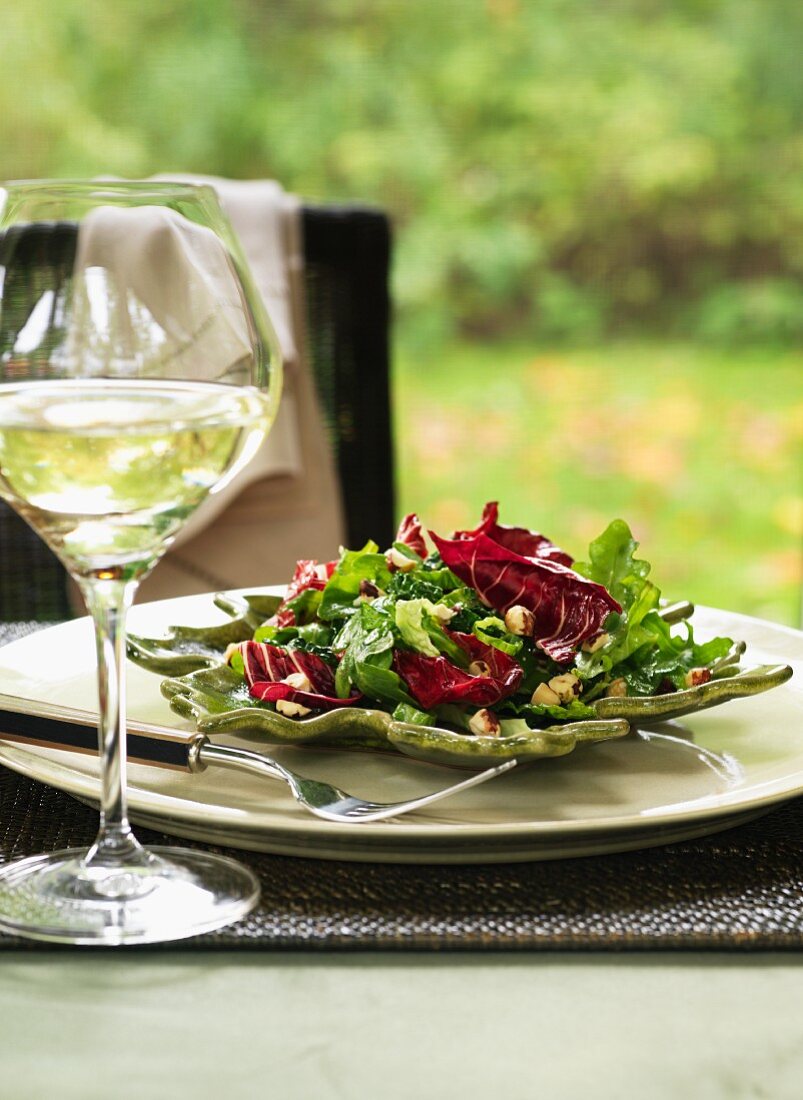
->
<box><xmin>0</xmin><ymin>591</ymin><xmax>800</xmax><ymax>863</ymax></box>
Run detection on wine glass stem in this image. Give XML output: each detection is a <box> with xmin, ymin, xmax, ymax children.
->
<box><xmin>79</xmin><ymin>576</ymin><xmax>142</xmax><ymax>868</ymax></box>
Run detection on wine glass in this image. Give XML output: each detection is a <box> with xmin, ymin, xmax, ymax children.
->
<box><xmin>0</xmin><ymin>181</ymin><xmax>282</xmax><ymax>944</ymax></box>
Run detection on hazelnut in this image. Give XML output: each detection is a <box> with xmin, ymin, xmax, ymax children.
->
<box><xmin>283</xmin><ymin>671</ymin><xmax>312</xmax><ymax>692</ymax></box>
<box><xmin>504</xmin><ymin>605</ymin><xmax>536</xmax><ymax>637</ymax></box>
<box><xmin>468</xmin><ymin>708</ymin><xmax>501</xmax><ymax>737</ymax></box>
<box><xmin>386</xmin><ymin>547</ymin><xmax>417</xmax><ymax>572</ymax></box>
<box><xmin>684</xmin><ymin>668</ymin><xmax>712</xmax><ymax>688</ymax></box>
<box><xmin>276</xmin><ymin>698</ymin><xmax>312</xmax><ymax>718</ymax></box>
<box><xmin>432</xmin><ymin>603</ymin><xmax>456</xmax><ymax>623</ymax></box>
<box><xmin>359</xmin><ymin>579</ymin><xmax>381</xmax><ymax>600</ymax></box>
<box><xmin>468</xmin><ymin>660</ymin><xmax>492</xmax><ymax>677</ymax></box>
<box><xmin>581</xmin><ymin>632</ymin><xmax>610</xmax><ymax>654</ymax></box>
<box><xmin>605</xmin><ymin>678</ymin><xmax>628</xmax><ymax>698</ymax></box>
<box><xmin>547</xmin><ymin>672</ymin><xmax>582</xmax><ymax>703</ymax></box>
<box><xmin>531</xmin><ymin>682</ymin><xmax>561</xmax><ymax>706</ymax></box>
<box><xmin>276</xmin><ymin>673</ymin><xmax>313</xmax><ymax>718</ymax></box>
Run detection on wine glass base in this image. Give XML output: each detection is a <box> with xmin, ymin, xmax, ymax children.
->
<box><xmin>0</xmin><ymin>847</ymin><xmax>260</xmax><ymax>945</ymax></box>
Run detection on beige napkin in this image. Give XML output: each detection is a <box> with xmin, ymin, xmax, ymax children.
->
<box><xmin>68</xmin><ymin>204</ymin><xmax>256</xmax><ymax>382</ymax></box>
<box><xmin>66</xmin><ymin>177</ymin><xmax>345</xmax><ymax>609</ymax></box>
<box><xmin>136</xmin><ymin>176</ymin><xmax>345</xmax><ymax>600</ymax></box>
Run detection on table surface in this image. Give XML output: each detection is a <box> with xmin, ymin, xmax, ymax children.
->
<box><xmin>0</xmin><ymin>951</ymin><xmax>800</xmax><ymax>1100</ymax></box>
<box><xmin>1</xmin><ymin>617</ymin><xmax>801</xmax><ymax>1100</ymax></box>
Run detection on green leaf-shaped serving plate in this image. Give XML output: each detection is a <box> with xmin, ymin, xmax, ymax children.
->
<box><xmin>126</xmin><ymin>593</ymin><xmax>282</xmax><ymax>676</ymax></box>
<box><xmin>160</xmin><ymin>662</ymin><xmax>629</xmax><ymax>769</ymax></box>
<box><xmin>129</xmin><ymin>592</ymin><xmax>792</xmax><ymax>769</ymax></box>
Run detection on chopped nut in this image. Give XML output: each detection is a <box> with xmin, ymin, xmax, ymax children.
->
<box><xmin>277</xmin><ymin>673</ymin><xmax>313</xmax><ymax>718</ymax></box>
<box><xmin>605</xmin><ymin>678</ymin><xmax>628</xmax><ymax>698</ymax></box>
<box><xmin>386</xmin><ymin>546</ymin><xmax>417</xmax><ymax>572</ymax></box>
<box><xmin>468</xmin><ymin>708</ymin><xmax>501</xmax><ymax>737</ymax></box>
<box><xmin>222</xmin><ymin>642</ymin><xmax>241</xmax><ymax>666</ymax></box>
<box><xmin>531</xmin><ymin>682</ymin><xmax>561</xmax><ymax>706</ymax></box>
<box><xmin>504</xmin><ymin>605</ymin><xmax>536</xmax><ymax>636</ymax></box>
<box><xmin>276</xmin><ymin>698</ymin><xmax>312</xmax><ymax>718</ymax></box>
<box><xmin>283</xmin><ymin>672</ymin><xmax>312</xmax><ymax>692</ymax></box>
<box><xmin>468</xmin><ymin>659</ymin><xmax>492</xmax><ymax>677</ymax></box>
<box><xmin>358</xmin><ymin>579</ymin><xmax>381</xmax><ymax>600</ymax></box>
<box><xmin>581</xmin><ymin>632</ymin><xmax>610</xmax><ymax>654</ymax></box>
<box><xmin>684</xmin><ymin>667</ymin><xmax>712</xmax><ymax>688</ymax></box>
<box><xmin>547</xmin><ymin>671</ymin><xmax>582</xmax><ymax>703</ymax></box>
<box><xmin>432</xmin><ymin>603</ymin><xmax>456</xmax><ymax>623</ymax></box>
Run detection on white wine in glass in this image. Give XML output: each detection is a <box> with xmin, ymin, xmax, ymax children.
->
<box><xmin>0</xmin><ymin>181</ymin><xmax>282</xmax><ymax>944</ymax></box>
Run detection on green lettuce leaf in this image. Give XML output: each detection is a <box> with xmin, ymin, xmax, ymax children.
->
<box><xmin>394</xmin><ymin>598</ymin><xmax>469</xmax><ymax>666</ymax></box>
<box><xmin>319</xmin><ymin>542</ymin><xmax>393</xmax><ymax>621</ymax></box>
<box><xmin>391</xmin><ymin>702</ymin><xmax>437</xmax><ymax>726</ymax></box>
<box><xmin>618</xmin><ymin>611</ymin><xmax>734</xmax><ymax>693</ymax></box>
<box><xmin>573</xmin><ymin>518</ymin><xmax>654</xmax><ymax>611</ymax></box>
<box><xmin>394</xmin><ymin>599</ymin><xmax>441</xmax><ymax>657</ymax></box>
<box><xmin>472</xmin><ymin>616</ymin><xmax>523</xmax><ymax>656</ymax></box>
<box><xmin>573</xmin><ymin>520</ymin><xmax>661</xmax><ymax>679</ymax></box>
<box><xmin>498</xmin><ymin>698</ymin><xmax>596</xmax><ymax>726</ymax></box>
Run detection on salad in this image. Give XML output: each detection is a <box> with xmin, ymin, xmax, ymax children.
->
<box><xmin>221</xmin><ymin>503</ymin><xmax>739</xmax><ymax>739</ymax></box>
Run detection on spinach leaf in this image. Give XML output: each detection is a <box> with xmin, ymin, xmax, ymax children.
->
<box><xmin>282</xmin><ymin>587</ymin><xmax>323</xmax><ymax>625</ymax></box>
<box><xmin>295</xmin><ymin>621</ymin><xmax>335</xmax><ymax>647</ymax></box>
<box><xmin>253</xmin><ymin>623</ymin><xmax>298</xmax><ymax>645</ymax></box>
<box><xmin>334</xmin><ymin>601</ymin><xmax>415</xmax><ymax>706</ymax></box>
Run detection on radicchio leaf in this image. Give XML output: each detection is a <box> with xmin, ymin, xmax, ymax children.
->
<box><xmin>393</xmin><ymin>630</ymin><xmax>523</xmax><ymax>709</ymax></box>
<box><xmin>430</xmin><ymin>528</ymin><xmax>621</xmax><ymax>664</ymax></box>
<box><xmin>395</xmin><ymin>512</ymin><xmax>427</xmax><ymax>558</ymax></box>
<box><xmin>275</xmin><ymin>559</ymin><xmax>336</xmax><ymax>627</ymax></box>
<box><xmin>454</xmin><ymin>501</ymin><xmax>573</xmax><ymax>567</ymax></box>
<box><xmin>249</xmin><ymin>682</ymin><xmax>360</xmax><ymax>709</ymax></box>
<box><xmin>239</xmin><ymin>641</ymin><xmax>360</xmax><ymax>710</ymax></box>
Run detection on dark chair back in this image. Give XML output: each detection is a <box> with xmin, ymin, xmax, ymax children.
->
<box><xmin>0</xmin><ymin>204</ymin><xmax>395</xmax><ymax>621</ymax></box>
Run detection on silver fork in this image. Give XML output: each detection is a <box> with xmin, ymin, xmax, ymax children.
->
<box><xmin>192</xmin><ymin>739</ymin><xmax>518</xmax><ymax>823</ymax></box>
<box><xmin>0</xmin><ymin>696</ymin><xmax>518</xmax><ymax>825</ymax></box>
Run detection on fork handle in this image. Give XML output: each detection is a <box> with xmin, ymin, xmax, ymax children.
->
<box><xmin>0</xmin><ymin>697</ymin><xmax>292</xmax><ymax>785</ymax></box>
<box><xmin>190</xmin><ymin>737</ymin><xmax>290</xmax><ymax>785</ymax></box>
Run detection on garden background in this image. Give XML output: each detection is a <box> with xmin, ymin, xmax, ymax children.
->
<box><xmin>2</xmin><ymin>0</ymin><xmax>800</xmax><ymax>622</ymax></box>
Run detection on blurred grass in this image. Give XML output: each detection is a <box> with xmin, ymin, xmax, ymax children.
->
<box><xmin>395</xmin><ymin>340</ymin><xmax>803</xmax><ymax>626</ymax></box>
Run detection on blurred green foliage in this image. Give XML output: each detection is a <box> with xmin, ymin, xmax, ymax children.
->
<box><xmin>1</xmin><ymin>1</ymin><xmax>800</xmax><ymax>620</ymax></box>
<box><xmin>395</xmin><ymin>340</ymin><xmax>803</xmax><ymax>624</ymax></box>
<box><xmin>2</xmin><ymin>0</ymin><xmax>802</xmax><ymax>344</ymax></box>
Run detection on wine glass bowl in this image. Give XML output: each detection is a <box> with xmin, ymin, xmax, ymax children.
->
<box><xmin>0</xmin><ymin>181</ymin><xmax>281</xmax><ymax>943</ymax></box>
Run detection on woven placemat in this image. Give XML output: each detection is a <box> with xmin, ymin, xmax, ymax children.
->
<box><xmin>1</xmin><ymin>622</ymin><xmax>801</xmax><ymax>951</ymax></box>
<box><xmin>0</xmin><ymin>767</ymin><xmax>801</xmax><ymax>951</ymax></box>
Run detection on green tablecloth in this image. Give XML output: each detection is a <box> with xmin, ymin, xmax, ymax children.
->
<box><xmin>0</xmin><ymin>953</ymin><xmax>800</xmax><ymax>1099</ymax></box>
